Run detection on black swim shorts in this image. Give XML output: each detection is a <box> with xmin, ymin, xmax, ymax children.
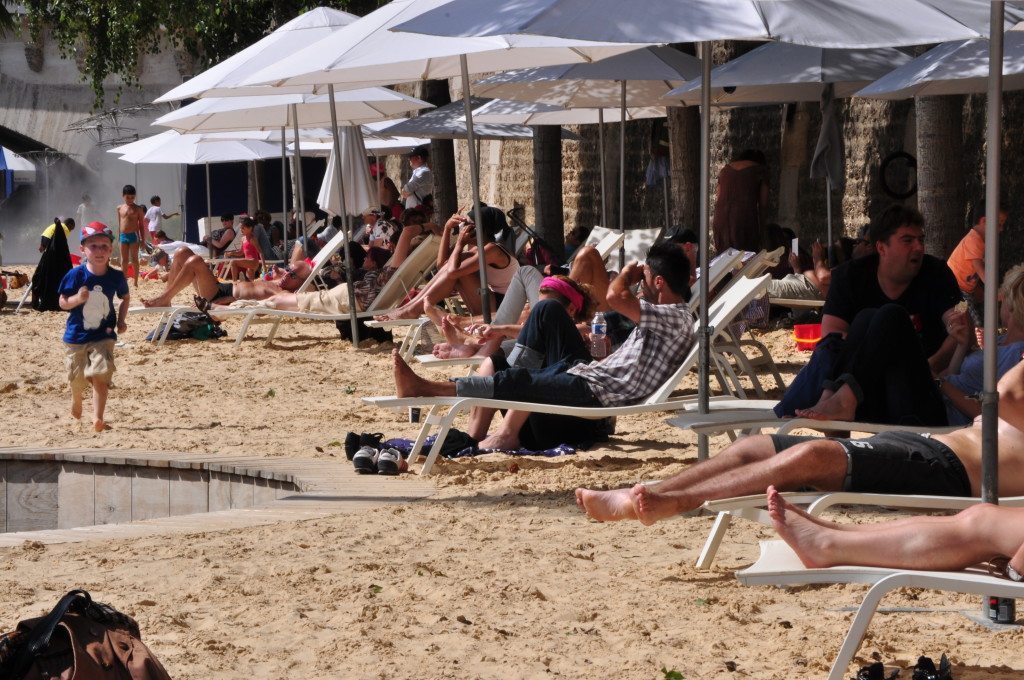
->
<box><xmin>770</xmin><ymin>430</ymin><xmax>971</xmax><ymax>497</ymax></box>
<box><xmin>215</xmin><ymin>281</ymin><xmax>234</xmax><ymax>300</ymax></box>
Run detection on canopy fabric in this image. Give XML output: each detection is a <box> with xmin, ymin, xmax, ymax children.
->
<box><xmin>0</xmin><ymin>146</ymin><xmax>37</xmax><ymax>184</ymax></box>
<box><xmin>664</xmin><ymin>43</ymin><xmax>913</xmax><ymax>105</ymax></box>
<box><xmin>470</xmin><ymin>99</ymin><xmax>665</xmax><ymax>125</ymax></box>
<box><xmin>856</xmin><ymin>32</ymin><xmax>1024</xmax><ymax>99</ymax></box>
<box><xmin>108</xmin><ymin>131</ymin><xmax>290</xmax><ymax>164</ymax></box>
<box><xmin>152</xmin><ymin>89</ymin><xmax>433</xmax><ymax>134</ymax></box>
<box><xmin>316</xmin><ymin>127</ymin><xmax>377</xmax><ymax>217</ymax></box>
<box><xmin>395</xmin><ymin>0</ymin><xmax>1024</xmax><ymax>48</ymax></box>
<box><xmin>473</xmin><ymin>46</ymin><xmax>701</xmax><ymax>108</ymax></box>
<box><xmin>238</xmin><ymin>0</ymin><xmax>648</xmax><ymax>93</ymax></box>
<box><xmin>377</xmin><ymin>98</ymin><xmax>579</xmax><ymax>140</ymax></box>
<box><xmin>155</xmin><ymin>7</ymin><xmax>359</xmax><ymax>102</ymax></box>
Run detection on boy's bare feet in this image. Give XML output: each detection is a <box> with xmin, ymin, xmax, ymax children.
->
<box><xmin>94</xmin><ymin>419</ymin><xmax>108</xmax><ymax>432</ymax></box>
<box><xmin>71</xmin><ymin>391</ymin><xmax>83</xmax><ymax>420</ymax></box>
<box><xmin>767</xmin><ymin>485</ymin><xmax>835</xmax><ymax>568</ymax></box>
<box><xmin>575</xmin><ymin>487</ymin><xmax>641</xmax><ymax>522</ymax></box>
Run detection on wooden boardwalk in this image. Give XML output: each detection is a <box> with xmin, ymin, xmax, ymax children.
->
<box><xmin>0</xmin><ymin>446</ymin><xmax>437</xmax><ymax>547</ymax></box>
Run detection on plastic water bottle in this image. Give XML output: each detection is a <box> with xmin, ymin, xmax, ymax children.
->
<box><xmin>590</xmin><ymin>311</ymin><xmax>608</xmax><ymax>359</ymax></box>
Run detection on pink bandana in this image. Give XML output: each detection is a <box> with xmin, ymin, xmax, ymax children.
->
<box><xmin>540</xmin><ymin>276</ymin><xmax>583</xmax><ymax>311</ymax></box>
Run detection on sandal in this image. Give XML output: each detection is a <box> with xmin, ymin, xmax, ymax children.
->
<box><xmin>193</xmin><ymin>295</ymin><xmax>211</xmax><ymax>313</ymax></box>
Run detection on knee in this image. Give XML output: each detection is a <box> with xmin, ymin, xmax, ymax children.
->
<box><xmin>531</xmin><ymin>298</ymin><xmax>567</xmax><ymax>321</ymax></box>
<box><xmin>958</xmin><ymin>502</ymin><xmax>1000</xmax><ymax>528</ymax></box>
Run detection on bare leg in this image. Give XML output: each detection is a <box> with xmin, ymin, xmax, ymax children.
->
<box><xmin>143</xmin><ymin>255</ymin><xmax>220</xmax><ymax>307</ymax></box>
<box><xmin>119</xmin><ymin>241</ymin><xmax>129</xmax><ymax>274</ymax></box>
<box><xmin>392</xmin><ymin>349</ymin><xmax>457</xmax><ymax>398</ymax></box>
<box><xmin>70</xmin><ymin>387</ymin><xmax>83</xmax><ymax>421</ymax></box>
<box><xmin>375</xmin><ymin>268</ymin><xmax>460</xmax><ymax>320</ymax></box>
<box><xmin>767</xmin><ymin>486</ymin><xmax>1024</xmax><ymax>570</ymax></box>
<box><xmin>575</xmin><ymin>436</ymin><xmax>848</xmax><ymax>524</ymax></box>
<box><xmin>465</xmin><ymin>358</ymin><xmax>499</xmax><ymax>439</ymax></box>
<box><xmin>568</xmin><ymin>245</ymin><xmax>611</xmax><ymax>311</ymax></box>
<box><xmin>91</xmin><ymin>378</ymin><xmax>109</xmax><ymax>432</ymax></box>
<box><xmin>795</xmin><ymin>383</ymin><xmax>858</xmax><ymax>421</ymax></box>
<box><xmin>128</xmin><ymin>242</ymin><xmax>140</xmax><ymax>287</ymax></box>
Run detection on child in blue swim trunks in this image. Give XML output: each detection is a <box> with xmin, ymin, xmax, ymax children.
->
<box><xmin>117</xmin><ymin>184</ymin><xmax>145</xmax><ymax>288</ymax></box>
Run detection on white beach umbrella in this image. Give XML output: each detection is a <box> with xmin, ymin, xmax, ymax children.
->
<box><xmin>152</xmin><ymin>90</ymin><xmax>433</xmax><ymax>134</ymax></box>
<box><xmin>856</xmin><ymin>31</ymin><xmax>1024</xmax><ymax>99</ymax></box>
<box><xmin>154</xmin><ymin>7</ymin><xmax>359</xmax><ymax>102</ymax></box>
<box><xmin>664</xmin><ymin>43</ymin><xmax>913</xmax><ymax>104</ymax></box>
<box><xmin>398</xmin><ymin>0</ymin><xmax>1024</xmax><ymax>466</ymax></box>
<box><xmin>379</xmin><ymin>98</ymin><xmax>548</xmax><ymax>140</ymax></box>
<box><xmin>472</xmin><ymin>46</ymin><xmax>700</xmax><ymax>263</ymax></box>
<box><xmin>108</xmin><ymin>131</ymin><xmax>290</xmax><ymax>164</ymax></box>
<box><xmin>469</xmin><ymin>99</ymin><xmax>665</xmax><ymax>125</ymax></box>
<box><xmin>235</xmin><ymin>0</ymin><xmax>649</xmax><ymax>324</ymax></box>
<box><xmin>316</xmin><ymin>127</ymin><xmax>377</xmax><ymax>218</ymax></box>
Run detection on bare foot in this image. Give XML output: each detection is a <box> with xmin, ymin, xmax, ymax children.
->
<box><xmin>432</xmin><ymin>342</ymin><xmax>478</xmax><ymax>359</ymax></box>
<box><xmin>70</xmin><ymin>392</ymin><xmax>83</xmax><ymax>420</ymax></box>
<box><xmin>392</xmin><ymin>349</ymin><xmax>453</xmax><ymax>398</ymax></box>
<box><xmin>632</xmin><ymin>484</ymin><xmax>685</xmax><ymax>525</ymax></box>
<box><xmin>767</xmin><ymin>485</ymin><xmax>835</xmax><ymax>568</ymax></box>
<box><xmin>439</xmin><ymin>316</ymin><xmax>466</xmax><ymax>345</ymax></box>
<box><xmin>575</xmin><ymin>487</ymin><xmax>640</xmax><ymax>522</ymax></box>
<box><xmin>374</xmin><ymin>306</ymin><xmax>417</xmax><ymax>322</ymax></box>
<box><xmin>477</xmin><ymin>431</ymin><xmax>520</xmax><ymax>452</ymax></box>
<box><xmin>142</xmin><ymin>296</ymin><xmax>170</xmax><ymax>308</ymax></box>
<box><xmin>94</xmin><ymin>419</ymin><xmax>108</xmax><ymax>432</ymax></box>
<box><xmin>795</xmin><ymin>384</ymin><xmax>857</xmax><ymax>421</ymax></box>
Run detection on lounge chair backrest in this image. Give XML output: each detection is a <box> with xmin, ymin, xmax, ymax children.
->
<box><xmin>689</xmin><ymin>249</ymin><xmax>745</xmax><ymax>311</ymax></box>
<box><xmin>623</xmin><ymin>226</ymin><xmax>664</xmax><ymax>264</ymax></box>
<box><xmin>294</xmin><ymin>229</ymin><xmax>352</xmax><ymax>294</ymax></box>
<box><xmin>643</xmin><ymin>273</ymin><xmax>770</xmax><ymax>405</ymax></box>
<box><xmin>366</xmin><ymin>234</ymin><xmax>440</xmax><ymax>313</ymax></box>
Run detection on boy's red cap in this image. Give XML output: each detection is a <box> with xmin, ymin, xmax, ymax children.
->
<box><xmin>82</xmin><ymin>222</ymin><xmax>114</xmax><ymax>241</ymax></box>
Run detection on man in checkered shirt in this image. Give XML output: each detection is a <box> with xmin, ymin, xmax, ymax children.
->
<box><xmin>393</xmin><ymin>242</ymin><xmax>695</xmax><ymax>451</ymax></box>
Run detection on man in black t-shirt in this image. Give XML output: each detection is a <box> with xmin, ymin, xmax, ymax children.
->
<box><xmin>775</xmin><ymin>205</ymin><xmax>962</xmax><ymax>419</ymax></box>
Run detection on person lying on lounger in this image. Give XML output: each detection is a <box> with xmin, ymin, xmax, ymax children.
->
<box><xmin>795</xmin><ymin>263</ymin><xmax>1024</xmax><ymax>427</ymax></box>
<box><xmin>141</xmin><ymin>246</ymin><xmax>310</xmax><ymax>308</ymax></box>
<box><xmin>766</xmin><ymin>484</ymin><xmax>1024</xmax><ymax>576</ymax></box>
<box><xmin>391</xmin><ymin>242</ymin><xmax>694</xmax><ymax>451</ymax></box>
<box><xmin>575</xmin><ymin>357</ymin><xmax>1024</xmax><ymax>525</ymax></box>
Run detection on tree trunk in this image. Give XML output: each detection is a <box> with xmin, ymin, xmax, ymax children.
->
<box><xmin>532</xmin><ymin>125</ymin><xmax>565</xmax><ymax>255</ymax></box>
<box><xmin>916</xmin><ymin>95</ymin><xmax>965</xmax><ymax>258</ymax></box>
<box><xmin>666</xmin><ymin>105</ymin><xmax>700</xmax><ymax>234</ymax></box>
<box><xmin>778</xmin><ymin>102</ymin><xmax>811</xmax><ymax>235</ymax></box>
<box><xmin>422</xmin><ymin>79</ymin><xmax>456</xmax><ymax>220</ymax></box>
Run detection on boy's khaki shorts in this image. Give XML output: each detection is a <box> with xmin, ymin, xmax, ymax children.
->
<box><xmin>64</xmin><ymin>339</ymin><xmax>116</xmax><ymax>391</ymax></box>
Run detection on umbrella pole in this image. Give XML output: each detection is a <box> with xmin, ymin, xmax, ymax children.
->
<box><xmin>697</xmin><ymin>42</ymin><xmax>712</xmax><ymax>462</ymax></box>
<box><xmin>180</xmin><ymin>164</ymin><xmax>187</xmax><ymax>241</ymax></box>
<box><xmin>327</xmin><ymin>86</ymin><xmax>361</xmax><ymax>345</ymax></box>
<box><xmin>618</xmin><ymin>80</ymin><xmax>626</xmax><ymax>271</ymax></box>
<box><xmin>280</xmin><ymin>128</ymin><xmax>288</xmax><ymax>248</ymax></box>
<box><xmin>460</xmin><ymin>54</ymin><xmax>491</xmax><ymax>324</ymax></box>
<box><xmin>205</xmin><ymin>163</ymin><xmax>212</xmax><ymax>241</ymax></box>
<box><xmin>291</xmin><ymin>105</ymin><xmax>308</xmax><ymax>241</ymax></box>
<box><xmin>663</xmin><ymin>173</ymin><xmax>670</xmax><ymax>232</ymax></box>
<box><xmin>981</xmin><ymin>1</ymin><xmax>1004</xmax><ymax>505</ymax></box>
<box><xmin>826</xmin><ymin>176</ymin><xmax>833</xmax><ymax>248</ymax></box>
<box><xmin>598</xmin><ymin>109</ymin><xmax>607</xmax><ymax>229</ymax></box>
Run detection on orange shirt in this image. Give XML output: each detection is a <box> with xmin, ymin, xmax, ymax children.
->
<box><xmin>946</xmin><ymin>228</ymin><xmax>985</xmax><ymax>292</ymax></box>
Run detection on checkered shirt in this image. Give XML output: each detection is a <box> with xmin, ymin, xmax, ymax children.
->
<box><xmin>568</xmin><ymin>299</ymin><xmax>695</xmax><ymax>407</ymax></box>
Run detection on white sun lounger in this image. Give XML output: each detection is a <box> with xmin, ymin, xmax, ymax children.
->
<box><xmin>364</xmin><ymin>273</ymin><xmax>772</xmax><ymax>475</ymax></box>
<box><xmin>737</xmin><ymin>539</ymin><xmax>1024</xmax><ymax>680</ymax></box>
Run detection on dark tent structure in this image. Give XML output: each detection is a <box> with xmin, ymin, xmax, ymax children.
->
<box><xmin>31</xmin><ymin>219</ymin><xmax>72</xmax><ymax>312</ymax></box>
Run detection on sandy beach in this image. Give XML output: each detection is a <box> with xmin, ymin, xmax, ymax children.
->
<box><xmin>1</xmin><ymin>272</ymin><xmax>1021</xmax><ymax>680</ymax></box>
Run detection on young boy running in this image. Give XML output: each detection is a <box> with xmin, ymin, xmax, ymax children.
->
<box><xmin>117</xmin><ymin>184</ymin><xmax>146</xmax><ymax>287</ymax></box>
<box><xmin>59</xmin><ymin>222</ymin><xmax>130</xmax><ymax>432</ymax></box>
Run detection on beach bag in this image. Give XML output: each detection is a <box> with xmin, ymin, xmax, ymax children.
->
<box><xmin>0</xmin><ymin>589</ymin><xmax>172</xmax><ymax>680</ymax></box>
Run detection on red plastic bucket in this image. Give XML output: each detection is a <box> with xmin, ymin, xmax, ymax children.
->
<box><xmin>793</xmin><ymin>323</ymin><xmax>822</xmax><ymax>351</ymax></box>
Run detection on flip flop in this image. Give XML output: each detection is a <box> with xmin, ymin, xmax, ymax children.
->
<box><xmin>193</xmin><ymin>295</ymin><xmax>211</xmax><ymax>313</ymax></box>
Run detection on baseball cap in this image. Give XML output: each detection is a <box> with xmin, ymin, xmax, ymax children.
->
<box><xmin>406</xmin><ymin>144</ymin><xmax>429</xmax><ymax>158</ymax></box>
<box><xmin>81</xmin><ymin>222</ymin><xmax>114</xmax><ymax>242</ymax></box>
<box><xmin>319</xmin><ymin>225</ymin><xmax>339</xmax><ymax>242</ymax></box>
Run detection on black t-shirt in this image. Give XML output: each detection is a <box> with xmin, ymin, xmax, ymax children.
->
<box><xmin>823</xmin><ymin>253</ymin><xmax>960</xmax><ymax>357</ymax></box>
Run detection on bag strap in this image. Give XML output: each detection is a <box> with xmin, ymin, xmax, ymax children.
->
<box><xmin>10</xmin><ymin>590</ymin><xmax>91</xmax><ymax>679</ymax></box>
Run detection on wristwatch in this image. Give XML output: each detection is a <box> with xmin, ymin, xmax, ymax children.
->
<box><xmin>1007</xmin><ymin>564</ymin><xmax>1023</xmax><ymax>582</ymax></box>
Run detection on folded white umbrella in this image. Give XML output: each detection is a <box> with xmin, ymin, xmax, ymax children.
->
<box><xmin>154</xmin><ymin>7</ymin><xmax>359</xmax><ymax>102</ymax></box>
<box><xmin>856</xmin><ymin>32</ymin><xmax>1024</xmax><ymax>99</ymax></box>
<box><xmin>664</xmin><ymin>43</ymin><xmax>913</xmax><ymax>105</ymax></box>
<box><xmin>152</xmin><ymin>89</ymin><xmax>433</xmax><ymax>134</ymax></box>
<box><xmin>316</xmin><ymin>127</ymin><xmax>377</xmax><ymax>218</ymax></box>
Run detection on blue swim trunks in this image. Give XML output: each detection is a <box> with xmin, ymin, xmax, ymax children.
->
<box><xmin>119</xmin><ymin>231</ymin><xmax>139</xmax><ymax>244</ymax></box>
